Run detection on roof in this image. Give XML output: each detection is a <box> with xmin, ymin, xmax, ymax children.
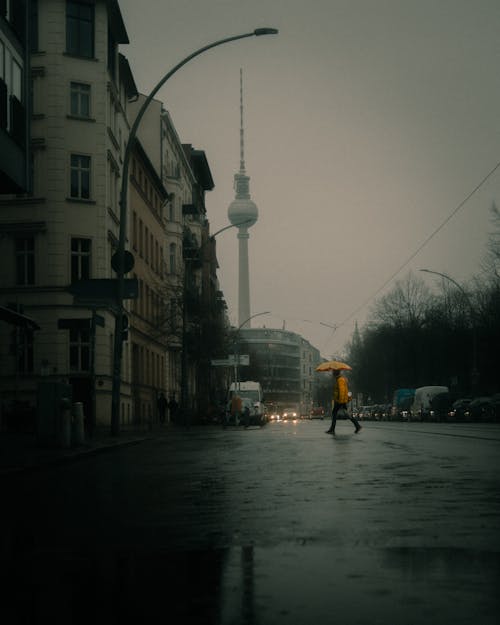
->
<box><xmin>107</xmin><ymin>0</ymin><xmax>129</xmax><ymax>44</ymax></box>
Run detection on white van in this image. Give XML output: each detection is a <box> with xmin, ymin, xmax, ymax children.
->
<box><xmin>227</xmin><ymin>381</ymin><xmax>266</xmax><ymax>426</ymax></box>
<box><xmin>411</xmin><ymin>386</ymin><xmax>449</xmax><ymax>420</ymax></box>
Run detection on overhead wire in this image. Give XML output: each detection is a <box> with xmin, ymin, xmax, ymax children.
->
<box><xmin>333</xmin><ymin>158</ymin><xmax>500</xmax><ymax>332</ymax></box>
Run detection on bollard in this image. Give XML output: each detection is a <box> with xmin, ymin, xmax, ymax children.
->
<box><xmin>72</xmin><ymin>402</ymin><xmax>85</xmax><ymax>446</ymax></box>
<box><xmin>60</xmin><ymin>400</ymin><xmax>72</xmax><ymax>449</ymax></box>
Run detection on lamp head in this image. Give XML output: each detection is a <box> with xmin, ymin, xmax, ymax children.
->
<box><xmin>254</xmin><ymin>28</ymin><xmax>279</xmax><ymax>36</ymax></box>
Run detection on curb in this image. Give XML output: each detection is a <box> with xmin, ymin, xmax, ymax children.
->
<box><xmin>0</xmin><ymin>436</ymin><xmax>152</xmax><ymax>478</ymax></box>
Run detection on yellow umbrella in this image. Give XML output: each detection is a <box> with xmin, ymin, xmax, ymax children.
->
<box><xmin>315</xmin><ymin>360</ymin><xmax>352</xmax><ymax>372</ymax></box>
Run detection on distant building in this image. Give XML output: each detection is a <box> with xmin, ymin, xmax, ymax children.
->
<box><xmin>238</xmin><ymin>327</ymin><xmax>320</xmax><ymax>415</ymax></box>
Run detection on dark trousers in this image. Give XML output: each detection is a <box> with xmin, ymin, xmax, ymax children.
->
<box><xmin>330</xmin><ymin>403</ymin><xmax>361</xmax><ymax>432</ymax></box>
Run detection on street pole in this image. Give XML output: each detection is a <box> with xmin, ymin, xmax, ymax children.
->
<box><xmin>419</xmin><ymin>268</ymin><xmax>479</xmax><ymax>391</ymax></box>
<box><xmin>233</xmin><ymin>311</ymin><xmax>270</xmax><ymax>392</ymax></box>
<box><xmin>110</xmin><ymin>28</ymin><xmax>278</xmax><ymax>435</ymax></box>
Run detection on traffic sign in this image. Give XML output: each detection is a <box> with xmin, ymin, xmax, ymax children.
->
<box><xmin>68</xmin><ymin>279</ymin><xmax>138</xmax><ymax>302</ymax></box>
<box><xmin>211</xmin><ymin>355</ymin><xmax>249</xmax><ymax>366</ymax></box>
<box><xmin>111</xmin><ymin>251</ymin><xmax>135</xmax><ymax>274</ymax></box>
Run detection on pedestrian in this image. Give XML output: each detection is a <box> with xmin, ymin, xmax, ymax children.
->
<box><xmin>242</xmin><ymin>403</ymin><xmax>251</xmax><ymax>428</ymax></box>
<box><xmin>157</xmin><ymin>392</ymin><xmax>167</xmax><ymax>424</ymax></box>
<box><xmin>168</xmin><ymin>394</ymin><xmax>179</xmax><ymax>423</ymax></box>
<box><xmin>326</xmin><ymin>369</ymin><xmax>362</xmax><ymax>435</ymax></box>
<box><xmin>230</xmin><ymin>393</ymin><xmax>242</xmax><ymax>425</ymax></box>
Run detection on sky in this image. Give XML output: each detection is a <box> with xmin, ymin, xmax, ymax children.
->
<box><xmin>118</xmin><ymin>0</ymin><xmax>500</xmax><ymax>358</ymax></box>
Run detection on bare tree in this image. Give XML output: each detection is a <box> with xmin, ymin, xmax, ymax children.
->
<box><xmin>370</xmin><ymin>272</ymin><xmax>434</xmax><ymax>329</ymax></box>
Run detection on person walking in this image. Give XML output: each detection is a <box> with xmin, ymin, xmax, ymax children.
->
<box><xmin>230</xmin><ymin>393</ymin><xmax>242</xmax><ymax>426</ymax></box>
<box><xmin>157</xmin><ymin>392</ymin><xmax>167</xmax><ymax>424</ymax></box>
<box><xmin>168</xmin><ymin>394</ymin><xmax>179</xmax><ymax>423</ymax></box>
<box><xmin>326</xmin><ymin>369</ymin><xmax>362</xmax><ymax>435</ymax></box>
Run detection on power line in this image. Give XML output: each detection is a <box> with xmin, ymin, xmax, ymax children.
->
<box><xmin>337</xmin><ymin>158</ymin><xmax>500</xmax><ymax>330</ymax></box>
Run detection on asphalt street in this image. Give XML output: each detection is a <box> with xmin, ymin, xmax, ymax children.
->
<box><xmin>1</xmin><ymin>420</ymin><xmax>499</xmax><ymax>624</ymax></box>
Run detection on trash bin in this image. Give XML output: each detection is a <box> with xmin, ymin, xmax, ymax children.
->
<box><xmin>37</xmin><ymin>382</ymin><xmax>72</xmax><ymax>447</ymax></box>
<box><xmin>72</xmin><ymin>402</ymin><xmax>85</xmax><ymax>446</ymax></box>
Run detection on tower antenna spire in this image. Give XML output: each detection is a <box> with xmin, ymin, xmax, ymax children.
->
<box><xmin>239</xmin><ymin>68</ymin><xmax>245</xmax><ymax>173</ymax></box>
<box><xmin>228</xmin><ymin>68</ymin><xmax>259</xmax><ymax>328</ymax></box>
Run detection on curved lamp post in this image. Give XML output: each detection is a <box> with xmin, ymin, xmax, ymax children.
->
<box><xmin>111</xmin><ymin>28</ymin><xmax>278</xmax><ymax>435</ymax></box>
<box><xmin>419</xmin><ymin>268</ymin><xmax>479</xmax><ymax>390</ymax></box>
<box><xmin>233</xmin><ymin>311</ymin><xmax>271</xmax><ymax>390</ymax></box>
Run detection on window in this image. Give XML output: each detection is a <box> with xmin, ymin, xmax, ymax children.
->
<box><xmin>12</xmin><ymin>59</ymin><xmax>21</xmax><ymax>100</ymax></box>
<box><xmin>169</xmin><ymin>243</ymin><xmax>176</xmax><ymax>274</ymax></box>
<box><xmin>69</xmin><ymin>328</ymin><xmax>90</xmax><ymax>371</ymax></box>
<box><xmin>132</xmin><ymin>212</ymin><xmax>137</xmax><ymax>249</ymax></box>
<box><xmin>107</xmin><ymin>26</ymin><xmax>116</xmax><ymax>80</ymax></box>
<box><xmin>66</xmin><ymin>1</ymin><xmax>94</xmax><ymax>58</ymax></box>
<box><xmin>70</xmin><ymin>154</ymin><xmax>90</xmax><ymax>199</ymax></box>
<box><xmin>70</xmin><ymin>81</ymin><xmax>90</xmax><ymax>117</ymax></box>
<box><xmin>15</xmin><ymin>237</ymin><xmax>35</xmax><ymax>285</ymax></box>
<box><xmin>71</xmin><ymin>237</ymin><xmax>91</xmax><ymax>281</ymax></box>
<box><xmin>17</xmin><ymin>329</ymin><xmax>34</xmax><ymax>374</ymax></box>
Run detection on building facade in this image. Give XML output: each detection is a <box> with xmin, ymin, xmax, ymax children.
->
<box><xmin>0</xmin><ymin>0</ymin><xmax>137</xmax><ymax>430</ymax></box>
<box><xmin>128</xmin><ymin>140</ymin><xmax>169</xmax><ymax>427</ymax></box>
<box><xmin>238</xmin><ymin>327</ymin><xmax>321</xmax><ymax>416</ymax></box>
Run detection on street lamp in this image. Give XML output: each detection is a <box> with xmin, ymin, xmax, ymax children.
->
<box><xmin>110</xmin><ymin>28</ymin><xmax>278</xmax><ymax>435</ymax></box>
<box><xmin>233</xmin><ymin>311</ymin><xmax>270</xmax><ymax>391</ymax></box>
<box><xmin>419</xmin><ymin>268</ymin><xmax>479</xmax><ymax>390</ymax></box>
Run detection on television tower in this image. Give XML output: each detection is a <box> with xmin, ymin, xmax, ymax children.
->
<box><xmin>227</xmin><ymin>69</ymin><xmax>258</xmax><ymax>328</ymax></box>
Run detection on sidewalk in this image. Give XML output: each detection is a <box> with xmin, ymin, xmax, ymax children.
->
<box><xmin>0</xmin><ymin>425</ymin><xmax>154</xmax><ymax>477</ymax></box>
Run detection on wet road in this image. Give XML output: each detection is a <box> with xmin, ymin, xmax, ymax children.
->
<box><xmin>2</xmin><ymin>420</ymin><xmax>499</xmax><ymax>624</ymax></box>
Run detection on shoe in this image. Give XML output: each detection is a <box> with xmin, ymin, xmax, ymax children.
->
<box><xmin>325</xmin><ymin>429</ymin><xmax>334</xmax><ymax>435</ymax></box>
<box><xmin>355</xmin><ymin>426</ymin><xmax>363</xmax><ymax>434</ymax></box>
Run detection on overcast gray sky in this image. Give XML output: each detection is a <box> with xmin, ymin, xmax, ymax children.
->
<box><xmin>118</xmin><ymin>0</ymin><xmax>500</xmax><ymax>358</ymax></box>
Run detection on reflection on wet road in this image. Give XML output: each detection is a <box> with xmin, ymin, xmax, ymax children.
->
<box><xmin>1</xmin><ymin>422</ymin><xmax>499</xmax><ymax>624</ymax></box>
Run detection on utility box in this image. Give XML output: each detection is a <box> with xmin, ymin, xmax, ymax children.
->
<box><xmin>37</xmin><ymin>382</ymin><xmax>73</xmax><ymax>447</ymax></box>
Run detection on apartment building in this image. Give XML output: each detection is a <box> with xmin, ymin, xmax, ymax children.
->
<box><xmin>129</xmin><ymin>96</ymin><xmax>227</xmax><ymax>420</ymax></box>
<box><xmin>128</xmin><ymin>139</ymin><xmax>170</xmax><ymax>426</ymax></box>
<box><xmin>0</xmin><ymin>0</ymin><xmax>138</xmax><ymax>430</ymax></box>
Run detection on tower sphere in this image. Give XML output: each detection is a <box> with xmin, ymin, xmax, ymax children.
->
<box><xmin>228</xmin><ymin>197</ymin><xmax>258</xmax><ymax>228</ymax></box>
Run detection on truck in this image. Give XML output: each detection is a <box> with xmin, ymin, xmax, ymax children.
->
<box><xmin>391</xmin><ymin>388</ymin><xmax>415</xmax><ymax>420</ymax></box>
<box><xmin>411</xmin><ymin>386</ymin><xmax>450</xmax><ymax>421</ymax></box>
<box><xmin>227</xmin><ymin>381</ymin><xmax>267</xmax><ymax>426</ymax></box>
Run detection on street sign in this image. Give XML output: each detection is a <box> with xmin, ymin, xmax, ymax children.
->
<box><xmin>58</xmin><ymin>318</ymin><xmax>91</xmax><ymax>330</ymax></box>
<box><xmin>68</xmin><ymin>279</ymin><xmax>138</xmax><ymax>302</ymax></box>
<box><xmin>211</xmin><ymin>355</ymin><xmax>249</xmax><ymax>366</ymax></box>
<box><xmin>111</xmin><ymin>251</ymin><xmax>135</xmax><ymax>274</ymax></box>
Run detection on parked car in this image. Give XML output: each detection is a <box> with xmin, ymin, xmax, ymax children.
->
<box><xmin>448</xmin><ymin>398</ymin><xmax>472</xmax><ymax>421</ymax></box>
<box><xmin>468</xmin><ymin>396</ymin><xmax>495</xmax><ymax>422</ymax></box>
<box><xmin>309</xmin><ymin>406</ymin><xmax>325</xmax><ymax>420</ymax></box>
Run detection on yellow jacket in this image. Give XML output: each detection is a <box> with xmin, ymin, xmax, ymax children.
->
<box><xmin>333</xmin><ymin>376</ymin><xmax>349</xmax><ymax>404</ymax></box>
